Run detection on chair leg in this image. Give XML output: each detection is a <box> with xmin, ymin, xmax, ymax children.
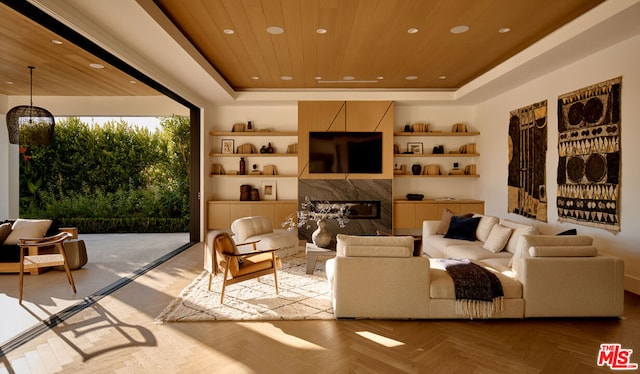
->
<box><xmin>208</xmin><ymin>273</ymin><xmax>213</xmax><ymax>291</ymax></box>
<box><xmin>220</xmin><ymin>260</ymin><xmax>231</xmax><ymax>304</ymax></box>
<box><xmin>58</xmin><ymin>243</ymin><xmax>76</xmax><ymax>294</ymax></box>
<box><xmin>272</xmin><ymin>253</ymin><xmax>279</xmax><ymax>295</ymax></box>
<box><xmin>19</xmin><ymin>252</ymin><xmax>25</xmax><ymax>304</ymax></box>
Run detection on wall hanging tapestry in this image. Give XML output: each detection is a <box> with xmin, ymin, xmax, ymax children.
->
<box><xmin>557</xmin><ymin>77</ymin><xmax>622</xmax><ymax>232</ymax></box>
<box><xmin>508</xmin><ymin>100</ymin><xmax>548</xmax><ymax>222</ymax></box>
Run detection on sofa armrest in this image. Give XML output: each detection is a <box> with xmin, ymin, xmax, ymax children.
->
<box><xmin>528</xmin><ymin>245</ymin><xmax>597</xmax><ymax>257</ymax></box>
<box><xmin>517</xmin><ymin>254</ymin><xmax>624</xmax><ymax>317</ymax></box>
<box><xmin>328</xmin><ymin>256</ymin><xmax>431</xmax><ymax>319</ymax></box>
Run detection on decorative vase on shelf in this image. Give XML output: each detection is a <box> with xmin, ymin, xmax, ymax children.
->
<box><xmin>312</xmin><ymin>219</ymin><xmax>332</xmax><ymax>248</ymax></box>
<box><xmin>412</xmin><ymin>164</ymin><xmax>422</xmax><ymax>175</ymax></box>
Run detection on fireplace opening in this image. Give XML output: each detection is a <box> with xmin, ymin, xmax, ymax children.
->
<box><xmin>313</xmin><ymin>200</ymin><xmax>381</xmax><ymax>220</ymax></box>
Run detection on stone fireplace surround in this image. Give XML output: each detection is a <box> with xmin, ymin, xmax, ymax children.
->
<box><xmin>297</xmin><ymin>179</ymin><xmax>392</xmax><ymax>245</ymax></box>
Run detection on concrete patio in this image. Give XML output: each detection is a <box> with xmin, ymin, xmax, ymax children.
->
<box><xmin>0</xmin><ymin>232</ymin><xmax>191</xmax><ymax>345</ymax></box>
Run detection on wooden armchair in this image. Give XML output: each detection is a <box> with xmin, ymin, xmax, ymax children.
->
<box><xmin>18</xmin><ymin>232</ymin><xmax>76</xmax><ymax>304</ymax></box>
<box><xmin>208</xmin><ymin>232</ymin><xmax>281</xmax><ymax>303</ymax></box>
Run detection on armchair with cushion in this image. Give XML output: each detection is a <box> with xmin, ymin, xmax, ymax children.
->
<box><xmin>204</xmin><ymin>230</ymin><xmax>282</xmax><ymax>303</ymax></box>
<box><xmin>0</xmin><ymin>218</ymin><xmax>65</xmax><ymax>273</ymax></box>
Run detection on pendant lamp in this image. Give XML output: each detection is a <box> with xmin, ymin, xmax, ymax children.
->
<box><xmin>6</xmin><ymin>66</ymin><xmax>55</xmax><ymax>146</ymax></box>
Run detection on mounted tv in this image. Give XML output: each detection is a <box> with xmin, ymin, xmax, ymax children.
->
<box><xmin>309</xmin><ymin>132</ymin><xmax>383</xmax><ymax>173</ymax></box>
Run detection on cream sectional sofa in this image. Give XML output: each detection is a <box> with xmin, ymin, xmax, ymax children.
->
<box><xmin>326</xmin><ymin>219</ymin><xmax>625</xmax><ymax>319</ymax></box>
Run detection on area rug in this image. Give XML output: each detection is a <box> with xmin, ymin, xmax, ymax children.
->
<box><xmin>155</xmin><ymin>253</ymin><xmax>334</xmax><ymax>323</ymax></box>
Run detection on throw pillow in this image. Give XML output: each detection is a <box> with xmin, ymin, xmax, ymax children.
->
<box><xmin>482</xmin><ymin>224</ymin><xmax>513</xmax><ymax>253</ymax></box>
<box><xmin>3</xmin><ymin>219</ymin><xmax>53</xmax><ymax>245</ymax></box>
<box><xmin>0</xmin><ymin>222</ymin><xmax>12</xmax><ymax>244</ymax></box>
<box><xmin>435</xmin><ymin>208</ymin><xmax>456</xmax><ymax>235</ymax></box>
<box><xmin>435</xmin><ymin>209</ymin><xmax>473</xmax><ymax>235</ymax></box>
<box><xmin>444</xmin><ymin>216</ymin><xmax>481</xmax><ymax>241</ymax></box>
<box><xmin>557</xmin><ymin>229</ymin><xmax>577</xmax><ymax>236</ymax></box>
<box><xmin>474</xmin><ymin>214</ymin><xmax>499</xmax><ymax>242</ymax></box>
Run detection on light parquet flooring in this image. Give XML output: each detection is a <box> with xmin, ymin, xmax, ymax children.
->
<box><xmin>1</xmin><ymin>241</ymin><xmax>639</xmax><ymax>373</ymax></box>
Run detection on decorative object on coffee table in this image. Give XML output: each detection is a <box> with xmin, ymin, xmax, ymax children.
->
<box><xmin>282</xmin><ymin>196</ymin><xmax>351</xmax><ymax>248</ymax></box>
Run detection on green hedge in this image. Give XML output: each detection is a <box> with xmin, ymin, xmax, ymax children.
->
<box><xmin>59</xmin><ymin>218</ymin><xmax>189</xmax><ymax>233</ymax></box>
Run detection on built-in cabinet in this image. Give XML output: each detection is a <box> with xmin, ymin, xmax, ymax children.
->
<box><xmin>393</xmin><ymin>199</ymin><xmax>485</xmax><ymax>229</ymax></box>
<box><xmin>207</xmin><ymin>200</ymin><xmax>297</xmax><ymax>230</ymax></box>
<box><xmin>206</xmin><ymin>101</ymin><xmax>484</xmax><ymax>231</ymax></box>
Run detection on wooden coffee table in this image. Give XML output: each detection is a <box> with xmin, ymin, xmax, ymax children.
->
<box><xmin>305</xmin><ymin>242</ymin><xmax>336</xmax><ymax>274</ymax></box>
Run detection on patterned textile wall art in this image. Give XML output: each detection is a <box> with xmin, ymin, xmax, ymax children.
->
<box><xmin>557</xmin><ymin>77</ymin><xmax>622</xmax><ymax>232</ymax></box>
<box><xmin>508</xmin><ymin>100</ymin><xmax>548</xmax><ymax>222</ymax></box>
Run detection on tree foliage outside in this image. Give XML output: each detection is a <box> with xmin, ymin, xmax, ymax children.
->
<box><xmin>18</xmin><ymin>116</ymin><xmax>190</xmax><ymax>233</ymax></box>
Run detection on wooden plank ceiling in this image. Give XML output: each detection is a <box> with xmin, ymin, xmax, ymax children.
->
<box><xmin>0</xmin><ymin>0</ymin><xmax>605</xmax><ymax>97</ymax></box>
<box><xmin>0</xmin><ymin>2</ymin><xmax>159</xmax><ymax>97</ymax></box>
<box><xmin>154</xmin><ymin>0</ymin><xmax>604</xmax><ymax>90</ymax></box>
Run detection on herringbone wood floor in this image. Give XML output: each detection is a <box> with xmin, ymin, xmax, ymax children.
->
<box><xmin>1</xmin><ymin>242</ymin><xmax>638</xmax><ymax>373</ymax></box>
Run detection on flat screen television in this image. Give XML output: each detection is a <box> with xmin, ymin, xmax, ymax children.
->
<box><xmin>309</xmin><ymin>132</ymin><xmax>383</xmax><ymax>173</ymax></box>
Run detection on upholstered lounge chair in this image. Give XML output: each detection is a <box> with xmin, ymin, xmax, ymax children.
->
<box><xmin>205</xmin><ymin>231</ymin><xmax>282</xmax><ymax>303</ymax></box>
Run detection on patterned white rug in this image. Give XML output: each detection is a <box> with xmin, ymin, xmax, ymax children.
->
<box><xmin>155</xmin><ymin>253</ymin><xmax>334</xmax><ymax>323</ymax></box>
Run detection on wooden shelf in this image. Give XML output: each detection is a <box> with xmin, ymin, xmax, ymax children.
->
<box><xmin>393</xmin><ymin>174</ymin><xmax>480</xmax><ymax>178</ymax></box>
<box><xmin>394</xmin><ymin>131</ymin><xmax>479</xmax><ymax>136</ymax></box>
<box><xmin>209</xmin><ymin>174</ymin><xmax>298</xmax><ymax>178</ymax></box>
<box><xmin>210</xmin><ymin>131</ymin><xmax>298</xmax><ymax>136</ymax></box>
<box><xmin>209</xmin><ymin>152</ymin><xmax>297</xmax><ymax>157</ymax></box>
<box><xmin>394</xmin><ymin>153</ymin><xmax>479</xmax><ymax>157</ymax></box>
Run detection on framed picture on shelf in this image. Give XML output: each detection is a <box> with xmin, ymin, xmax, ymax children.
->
<box><xmin>407</xmin><ymin>142</ymin><xmax>423</xmax><ymax>154</ymax></box>
<box><xmin>261</xmin><ymin>180</ymin><xmax>277</xmax><ymax>200</ymax></box>
<box><xmin>221</xmin><ymin>139</ymin><xmax>234</xmax><ymax>154</ymax></box>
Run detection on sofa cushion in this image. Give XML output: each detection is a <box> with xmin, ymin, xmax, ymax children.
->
<box><xmin>529</xmin><ymin>245</ymin><xmax>597</xmax><ymax>257</ymax></box>
<box><xmin>500</xmin><ymin>219</ymin><xmax>538</xmax><ymax>254</ymax></box>
<box><xmin>444</xmin><ymin>216</ymin><xmax>481</xmax><ymax>241</ymax></box>
<box><xmin>4</xmin><ymin>219</ymin><xmax>52</xmax><ymax>245</ymax></box>
<box><xmin>0</xmin><ymin>223</ymin><xmax>11</xmax><ymax>244</ymax></box>
<box><xmin>343</xmin><ymin>245</ymin><xmax>412</xmax><ymax>258</ymax></box>
<box><xmin>474</xmin><ymin>214</ymin><xmax>499</xmax><ymax>242</ymax></box>
<box><xmin>336</xmin><ymin>234</ymin><xmax>413</xmax><ymax>257</ymax></box>
<box><xmin>510</xmin><ymin>234</ymin><xmax>594</xmax><ymax>275</ymax></box>
<box><xmin>482</xmin><ymin>224</ymin><xmax>513</xmax><ymax>253</ymax></box>
<box><xmin>429</xmin><ymin>260</ymin><xmax>522</xmax><ymax>299</ymax></box>
<box><xmin>444</xmin><ymin>244</ymin><xmax>513</xmax><ymax>261</ymax></box>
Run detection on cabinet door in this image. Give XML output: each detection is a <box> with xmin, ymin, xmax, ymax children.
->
<box><xmin>393</xmin><ymin>203</ymin><xmax>416</xmax><ymax>229</ymax></box>
<box><xmin>415</xmin><ymin>203</ymin><xmax>440</xmax><ymax>224</ymax></box>
<box><xmin>208</xmin><ymin>202</ymin><xmax>231</xmax><ymax>230</ymax></box>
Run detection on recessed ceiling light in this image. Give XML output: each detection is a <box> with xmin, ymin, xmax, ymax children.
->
<box><xmin>129</xmin><ymin>80</ymin><xmax>137</xmax><ymax>84</ymax></box>
<box><xmin>407</xmin><ymin>28</ymin><xmax>419</xmax><ymax>34</ymax></box>
<box><xmin>280</xmin><ymin>75</ymin><xmax>293</xmax><ymax>80</ymax></box>
<box><xmin>51</xmin><ymin>39</ymin><xmax>63</xmax><ymax>45</ymax></box>
<box><xmin>314</xmin><ymin>76</ymin><xmax>322</xmax><ymax>80</ymax></box>
<box><xmin>498</xmin><ymin>27</ymin><xmax>511</xmax><ymax>34</ymax></box>
<box><xmin>316</xmin><ymin>28</ymin><xmax>327</xmax><ymax>34</ymax></box>
<box><xmin>89</xmin><ymin>63</ymin><xmax>104</xmax><ymax>69</ymax></box>
<box><xmin>450</xmin><ymin>25</ymin><xmax>470</xmax><ymax>34</ymax></box>
<box><xmin>223</xmin><ymin>29</ymin><xmax>235</xmax><ymax>35</ymax></box>
<box><xmin>376</xmin><ymin>76</ymin><xmax>384</xmax><ymax>80</ymax></box>
<box><xmin>267</xmin><ymin>26</ymin><xmax>284</xmax><ymax>35</ymax></box>
<box><xmin>343</xmin><ymin>76</ymin><xmax>355</xmax><ymax>81</ymax></box>
<box><xmin>405</xmin><ymin>75</ymin><xmax>418</xmax><ymax>80</ymax></box>
<box><xmin>251</xmin><ymin>76</ymin><xmax>260</xmax><ymax>80</ymax></box>
<box><xmin>6</xmin><ymin>81</ymin><xmax>14</xmax><ymax>85</ymax></box>
<box><xmin>438</xmin><ymin>75</ymin><xmax>447</xmax><ymax>80</ymax></box>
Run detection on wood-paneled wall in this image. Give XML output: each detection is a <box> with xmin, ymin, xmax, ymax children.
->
<box><xmin>298</xmin><ymin>101</ymin><xmax>394</xmax><ymax>179</ymax></box>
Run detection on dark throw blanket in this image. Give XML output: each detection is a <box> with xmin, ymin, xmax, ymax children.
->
<box><xmin>436</xmin><ymin>258</ymin><xmax>504</xmax><ymax>319</ymax></box>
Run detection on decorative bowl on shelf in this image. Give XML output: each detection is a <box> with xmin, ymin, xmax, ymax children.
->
<box><xmin>406</xmin><ymin>193</ymin><xmax>424</xmax><ymax>201</ymax></box>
